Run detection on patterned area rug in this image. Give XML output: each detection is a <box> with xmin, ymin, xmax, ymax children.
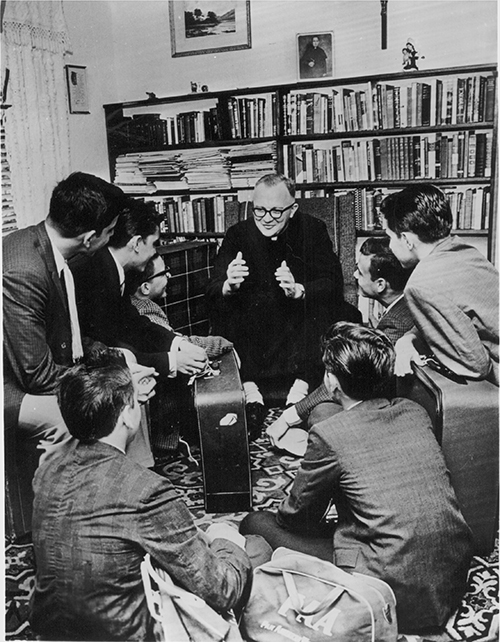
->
<box><xmin>5</xmin><ymin>408</ymin><xmax>499</xmax><ymax>641</ymax></box>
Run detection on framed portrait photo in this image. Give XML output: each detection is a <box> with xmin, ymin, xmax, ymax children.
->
<box><xmin>65</xmin><ymin>65</ymin><xmax>90</xmax><ymax>114</ymax></box>
<box><xmin>297</xmin><ymin>32</ymin><xmax>334</xmax><ymax>81</ymax></box>
<box><xmin>169</xmin><ymin>0</ymin><xmax>252</xmax><ymax>57</ymax></box>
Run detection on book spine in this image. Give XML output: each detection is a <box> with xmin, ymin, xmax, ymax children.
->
<box><xmin>475</xmin><ymin>132</ymin><xmax>487</xmax><ymax>177</ymax></box>
<box><xmin>484</xmin><ymin>76</ymin><xmax>495</xmax><ymax>122</ymax></box>
<box><xmin>421</xmin><ymin>83</ymin><xmax>431</xmax><ymax>126</ymax></box>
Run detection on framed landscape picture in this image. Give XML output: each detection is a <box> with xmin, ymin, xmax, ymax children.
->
<box><xmin>169</xmin><ymin>0</ymin><xmax>252</xmax><ymax>57</ymax></box>
<box><xmin>297</xmin><ymin>32</ymin><xmax>334</xmax><ymax>81</ymax></box>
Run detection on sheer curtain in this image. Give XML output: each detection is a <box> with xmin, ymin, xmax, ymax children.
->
<box><xmin>2</xmin><ymin>0</ymin><xmax>72</xmax><ymax>229</ymax></box>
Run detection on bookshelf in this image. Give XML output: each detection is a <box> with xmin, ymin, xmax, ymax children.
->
<box><xmin>104</xmin><ymin>63</ymin><xmax>497</xmax><ymax>260</ymax></box>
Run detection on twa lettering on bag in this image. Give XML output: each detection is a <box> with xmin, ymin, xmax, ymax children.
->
<box><xmin>241</xmin><ymin>548</ymin><xmax>398</xmax><ymax>642</ymax></box>
<box><xmin>278</xmin><ymin>596</ymin><xmax>342</xmax><ymax>635</ymax></box>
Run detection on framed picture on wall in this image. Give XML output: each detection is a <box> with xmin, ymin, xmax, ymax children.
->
<box><xmin>169</xmin><ymin>0</ymin><xmax>251</xmax><ymax>57</ymax></box>
<box><xmin>297</xmin><ymin>32</ymin><xmax>334</xmax><ymax>81</ymax></box>
<box><xmin>65</xmin><ymin>65</ymin><xmax>90</xmax><ymax>114</ymax></box>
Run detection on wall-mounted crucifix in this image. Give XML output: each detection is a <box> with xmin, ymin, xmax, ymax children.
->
<box><xmin>381</xmin><ymin>0</ymin><xmax>388</xmax><ymax>50</ymax></box>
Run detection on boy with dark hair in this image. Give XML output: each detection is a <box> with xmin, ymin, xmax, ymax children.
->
<box><xmin>241</xmin><ymin>322</ymin><xmax>473</xmax><ymax>634</ymax></box>
<box><xmin>381</xmin><ymin>184</ymin><xmax>499</xmax><ymax>385</ymax></box>
<box><xmin>128</xmin><ymin>252</ymin><xmax>234</xmax><ymax>453</ymax></box>
<box><xmin>30</xmin><ymin>348</ymin><xmax>267</xmax><ymax>641</ymax></box>
<box><xmin>47</xmin><ymin>171</ymin><xmax>126</xmax><ymax>238</ymax></box>
<box><xmin>129</xmin><ymin>252</ymin><xmax>233</xmax><ymax>356</ymax></box>
<box><xmin>358</xmin><ymin>235</ymin><xmax>410</xmax><ymax>294</ymax></box>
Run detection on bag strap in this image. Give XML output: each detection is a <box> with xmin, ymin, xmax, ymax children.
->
<box><xmin>141</xmin><ymin>554</ymin><xmax>231</xmax><ymax>642</ymax></box>
<box><xmin>141</xmin><ymin>555</ymin><xmax>165</xmax><ymax>622</ymax></box>
<box><xmin>282</xmin><ymin>570</ymin><xmax>345</xmax><ymax>616</ymax></box>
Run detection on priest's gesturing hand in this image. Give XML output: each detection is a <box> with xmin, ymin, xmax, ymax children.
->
<box><xmin>275</xmin><ymin>260</ymin><xmax>305</xmax><ymax>299</ymax></box>
<box><xmin>223</xmin><ymin>251</ymin><xmax>249</xmax><ymax>295</ymax></box>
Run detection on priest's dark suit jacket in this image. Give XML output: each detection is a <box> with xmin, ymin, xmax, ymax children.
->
<box><xmin>206</xmin><ymin>210</ymin><xmax>344</xmax><ymax>385</ymax></box>
<box><xmin>71</xmin><ymin>247</ymin><xmax>176</xmax><ymax>376</ymax></box>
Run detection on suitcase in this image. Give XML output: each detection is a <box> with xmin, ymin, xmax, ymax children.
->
<box><xmin>193</xmin><ymin>350</ymin><xmax>252</xmax><ymax>513</ymax></box>
<box><xmin>397</xmin><ymin>362</ymin><xmax>499</xmax><ymax>555</ymax></box>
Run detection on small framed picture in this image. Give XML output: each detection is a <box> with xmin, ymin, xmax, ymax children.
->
<box><xmin>169</xmin><ymin>0</ymin><xmax>251</xmax><ymax>58</ymax></box>
<box><xmin>297</xmin><ymin>32</ymin><xmax>334</xmax><ymax>81</ymax></box>
<box><xmin>65</xmin><ymin>65</ymin><xmax>89</xmax><ymax>114</ymax></box>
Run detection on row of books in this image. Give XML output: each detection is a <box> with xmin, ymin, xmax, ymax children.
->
<box><xmin>282</xmin><ymin>73</ymin><xmax>496</xmax><ymax>135</ymax></box>
<box><xmin>142</xmin><ymin>194</ymin><xmax>238</xmax><ymax>235</ymax></box>
<box><xmin>226</xmin><ymin>95</ymin><xmax>277</xmax><ymax>139</ymax></box>
<box><xmin>113</xmin><ymin>95</ymin><xmax>277</xmax><ymax>150</ymax></box>
<box><xmin>295</xmin><ymin>186</ymin><xmax>490</xmax><ymax>232</ymax></box>
<box><xmin>283</xmin><ymin>130</ymin><xmax>493</xmax><ymax>184</ymax></box>
<box><xmin>447</xmin><ymin>185</ymin><xmax>490</xmax><ymax>231</ymax></box>
<box><xmin>297</xmin><ymin>186</ymin><xmax>490</xmax><ymax>234</ymax></box>
<box><xmin>114</xmin><ymin>142</ymin><xmax>277</xmax><ymax>194</ymax></box>
<box><xmin>140</xmin><ymin>181</ymin><xmax>490</xmax><ymax>237</ymax></box>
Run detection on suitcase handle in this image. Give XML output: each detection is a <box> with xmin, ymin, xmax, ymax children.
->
<box><xmin>418</xmin><ymin>356</ymin><xmax>467</xmax><ymax>385</ymax></box>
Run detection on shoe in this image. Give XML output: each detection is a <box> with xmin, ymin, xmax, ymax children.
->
<box><xmin>266</xmin><ymin>414</ymin><xmax>290</xmax><ymax>447</ymax></box>
<box><xmin>245</xmin><ymin>402</ymin><xmax>266</xmax><ymax>441</ymax></box>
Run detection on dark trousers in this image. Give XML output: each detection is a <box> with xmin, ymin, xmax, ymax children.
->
<box><xmin>239</xmin><ymin>510</ymin><xmax>334</xmax><ymax>562</ymax></box>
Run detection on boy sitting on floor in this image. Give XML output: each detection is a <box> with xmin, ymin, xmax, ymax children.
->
<box><xmin>127</xmin><ymin>253</ymin><xmax>234</xmax><ymax>456</ymax></box>
<box><xmin>129</xmin><ymin>252</ymin><xmax>233</xmax><ymax>359</ymax></box>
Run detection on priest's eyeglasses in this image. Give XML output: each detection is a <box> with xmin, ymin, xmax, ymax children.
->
<box><xmin>253</xmin><ymin>203</ymin><xmax>295</xmax><ymax>221</ymax></box>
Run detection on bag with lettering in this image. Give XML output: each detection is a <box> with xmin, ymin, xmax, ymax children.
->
<box><xmin>240</xmin><ymin>548</ymin><xmax>398</xmax><ymax>642</ymax></box>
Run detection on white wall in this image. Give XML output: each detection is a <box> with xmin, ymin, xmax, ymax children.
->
<box><xmin>62</xmin><ymin>0</ymin><xmax>497</xmax><ymax>179</ymax></box>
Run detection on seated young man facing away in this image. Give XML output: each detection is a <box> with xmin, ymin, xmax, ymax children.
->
<box><xmin>30</xmin><ymin>348</ymin><xmax>271</xmax><ymax>641</ymax></box>
<box><xmin>241</xmin><ymin>322</ymin><xmax>473</xmax><ymax>634</ymax></box>
<box><xmin>267</xmin><ymin>236</ymin><xmax>414</xmax><ymax>446</ymax></box>
<box><xmin>381</xmin><ymin>184</ymin><xmax>499</xmax><ymax>385</ymax></box>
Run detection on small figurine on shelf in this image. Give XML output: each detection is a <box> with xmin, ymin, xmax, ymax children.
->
<box><xmin>402</xmin><ymin>39</ymin><xmax>421</xmax><ymax>71</ymax></box>
<box><xmin>201</xmin><ymin>85</ymin><xmax>209</xmax><ymax>93</ymax></box>
<box><xmin>191</xmin><ymin>81</ymin><xmax>198</xmax><ymax>93</ymax></box>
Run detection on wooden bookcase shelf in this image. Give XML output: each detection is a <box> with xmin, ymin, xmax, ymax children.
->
<box><xmin>104</xmin><ymin>63</ymin><xmax>497</xmax><ymax>259</ymax></box>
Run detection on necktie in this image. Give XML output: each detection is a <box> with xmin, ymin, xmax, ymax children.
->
<box><xmin>61</xmin><ymin>263</ymin><xmax>84</xmax><ymax>362</ymax></box>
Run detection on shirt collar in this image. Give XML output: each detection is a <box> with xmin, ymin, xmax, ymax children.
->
<box><xmin>45</xmin><ymin>222</ymin><xmax>66</xmax><ymax>276</ymax></box>
<box><xmin>382</xmin><ymin>293</ymin><xmax>404</xmax><ymax>316</ymax></box>
<box><xmin>108</xmin><ymin>247</ymin><xmax>126</xmax><ymax>289</ymax></box>
<box><xmin>345</xmin><ymin>400</ymin><xmax>363</xmax><ymax>411</ymax></box>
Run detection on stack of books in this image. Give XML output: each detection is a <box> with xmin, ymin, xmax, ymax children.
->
<box><xmin>222</xmin><ymin>141</ymin><xmax>277</xmax><ymax>187</ymax></box>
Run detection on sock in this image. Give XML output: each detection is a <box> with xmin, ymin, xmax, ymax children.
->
<box><xmin>243</xmin><ymin>381</ymin><xmax>264</xmax><ymax>405</ymax></box>
<box><xmin>286</xmin><ymin>379</ymin><xmax>309</xmax><ymax>406</ymax></box>
<box><xmin>281</xmin><ymin>406</ymin><xmax>302</xmax><ymax>427</ymax></box>
<box><xmin>266</xmin><ymin>406</ymin><xmax>302</xmax><ymax>447</ymax></box>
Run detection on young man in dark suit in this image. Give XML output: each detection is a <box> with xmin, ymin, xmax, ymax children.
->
<box><xmin>72</xmin><ymin>198</ymin><xmax>208</xmax><ymax>380</ymax></box>
<box><xmin>3</xmin><ymin>172</ymin><xmax>156</xmax><ymax>465</ymax></box>
<box><xmin>241</xmin><ymin>322</ymin><xmax>473</xmax><ymax>634</ymax></box>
